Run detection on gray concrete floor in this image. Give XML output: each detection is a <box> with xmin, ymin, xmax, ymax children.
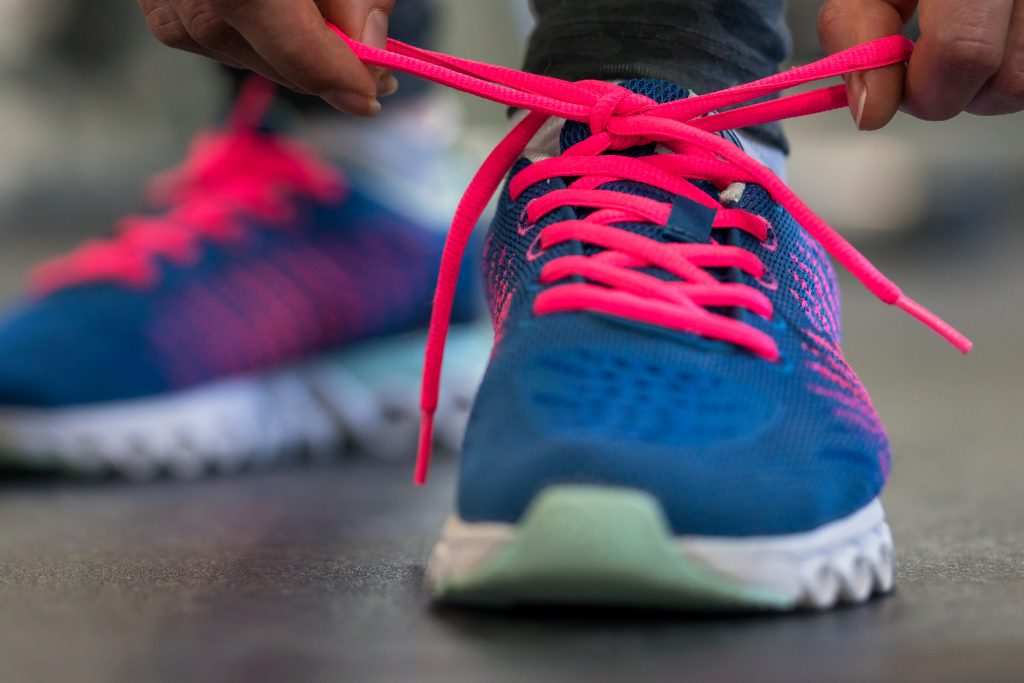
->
<box><xmin>1</xmin><ymin>143</ymin><xmax>1023</xmax><ymax>682</ymax></box>
<box><xmin>3</xmin><ymin>1</ymin><xmax>1023</xmax><ymax>678</ymax></box>
<box><xmin>1</xmin><ymin>226</ymin><xmax>1022</xmax><ymax>683</ymax></box>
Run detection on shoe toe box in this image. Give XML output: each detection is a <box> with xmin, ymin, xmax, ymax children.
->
<box><xmin>457</xmin><ymin>316</ymin><xmax>888</xmax><ymax>537</ymax></box>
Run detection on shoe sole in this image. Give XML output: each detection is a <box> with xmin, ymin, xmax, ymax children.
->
<box><xmin>0</xmin><ymin>326</ymin><xmax>489</xmax><ymax>480</ymax></box>
<box><xmin>428</xmin><ymin>486</ymin><xmax>893</xmax><ymax>611</ymax></box>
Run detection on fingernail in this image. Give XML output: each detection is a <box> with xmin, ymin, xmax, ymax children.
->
<box><xmin>377</xmin><ymin>73</ymin><xmax>399</xmax><ymax>98</ymax></box>
<box><xmin>850</xmin><ymin>73</ymin><xmax>868</xmax><ymax>130</ymax></box>
<box><xmin>361</xmin><ymin>10</ymin><xmax>390</xmax><ymax>94</ymax></box>
<box><xmin>325</xmin><ymin>90</ymin><xmax>382</xmax><ymax>117</ymax></box>
<box><xmin>362</xmin><ymin>9</ymin><xmax>389</xmax><ymax>49</ymax></box>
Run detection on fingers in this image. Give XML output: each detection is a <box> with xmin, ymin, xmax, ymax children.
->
<box><xmin>138</xmin><ymin>0</ymin><xmax>221</xmax><ymax>60</ymax></box>
<box><xmin>904</xmin><ymin>0</ymin><xmax>1015</xmax><ymax>120</ymax></box>
<box><xmin>318</xmin><ymin>0</ymin><xmax>399</xmax><ymax>97</ymax></box>
<box><xmin>817</xmin><ymin>0</ymin><xmax>1022</xmax><ymax>125</ymax></box>
<box><xmin>138</xmin><ymin>0</ymin><xmax>391</xmax><ymax>116</ymax></box>
<box><xmin>818</xmin><ymin>0</ymin><xmax>917</xmax><ymax>130</ymax></box>
<box><xmin>967</xmin><ymin>0</ymin><xmax>1024</xmax><ymax>115</ymax></box>
<box><xmin>209</xmin><ymin>0</ymin><xmax>382</xmax><ymax>116</ymax></box>
<box><xmin>148</xmin><ymin>0</ymin><xmax>300</xmax><ymax>89</ymax></box>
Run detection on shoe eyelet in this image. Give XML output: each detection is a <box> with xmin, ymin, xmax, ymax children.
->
<box><xmin>760</xmin><ymin>224</ymin><xmax>778</xmax><ymax>252</ymax></box>
<box><xmin>525</xmin><ymin>233</ymin><xmax>545</xmax><ymax>262</ymax></box>
<box><xmin>775</xmin><ymin>352</ymin><xmax>796</xmax><ymax>374</ymax></box>
<box><xmin>758</xmin><ymin>269</ymin><xmax>779</xmax><ymax>292</ymax></box>
<box><xmin>522</xmin><ymin>285</ymin><xmax>545</xmax><ymax>327</ymax></box>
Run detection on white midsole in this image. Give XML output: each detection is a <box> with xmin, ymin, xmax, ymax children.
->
<box><xmin>0</xmin><ymin>326</ymin><xmax>491</xmax><ymax>478</ymax></box>
<box><xmin>431</xmin><ymin>498</ymin><xmax>893</xmax><ymax>608</ymax></box>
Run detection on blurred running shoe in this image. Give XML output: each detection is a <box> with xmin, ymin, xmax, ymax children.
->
<box><xmin>0</xmin><ymin>78</ymin><xmax>486</xmax><ymax>479</ymax></box>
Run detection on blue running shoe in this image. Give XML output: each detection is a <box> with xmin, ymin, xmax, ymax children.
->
<box><xmin>427</xmin><ymin>79</ymin><xmax>914</xmax><ymax>611</ymax></box>
<box><xmin>0</xmin><ymin>79</ymin><xmax>485</xmax><ymax>479</ymax></box>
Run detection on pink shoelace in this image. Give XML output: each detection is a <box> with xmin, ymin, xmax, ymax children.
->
<box><xmin>325</xmin><ymin>29</ymin><xmax>972</xmax><ymax>484</ymax></box>
<box><xmin>30</xmin><ymin>77</ymin><xmax>345</xmax><ymax>296</ymax></box>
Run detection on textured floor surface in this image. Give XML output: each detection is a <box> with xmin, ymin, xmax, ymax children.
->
<box><xmin>1</xmin><ymin>142</ymin><xmax>1023</xmax><ymax>682</ymax></box>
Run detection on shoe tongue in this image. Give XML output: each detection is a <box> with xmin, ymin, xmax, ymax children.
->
<box><xmin>550</xmin><ymin>79</ymin><xmax>738</xmax><ymax>268</ymax></box>
<box><xmin>536</xmin><ymin>79</ymin><xmax>748</xmax><ymax>293</ymax></box>
<box><xmin>559</xmin><ymin>79</ymin><xmax>691</xmax><ymax>154</ymax></box>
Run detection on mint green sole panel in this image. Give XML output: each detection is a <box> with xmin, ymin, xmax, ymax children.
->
<box><xmin>433</xmin><ymin>487</ymin><xmax>792</xmax><ymax>611</ymax></box>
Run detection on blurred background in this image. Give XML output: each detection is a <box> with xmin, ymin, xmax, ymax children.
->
<box><xmin>1</xmin><ymin>0</ymin><xmax>1022</xmax><ymax>264</ymax></box>
<box><xmin>0</xmin><ymin>2</ymin><xmax>1023</xmax><ymax>681</ymax></box>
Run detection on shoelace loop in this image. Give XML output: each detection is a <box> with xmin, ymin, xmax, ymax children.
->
<box><xmin>586</xmin><ymin>83</ymin><xmax>656</xmax><ymax>145</ymax></box>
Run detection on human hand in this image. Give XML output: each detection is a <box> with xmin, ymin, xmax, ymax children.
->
<box><xmin>137</xmin><ymin>0</ymin><xmax>398</xmax><ymax>116</ymax></box>
<box><xmin>818</xmin><ymin>0</ymin><xmax>1023</xmax><ymax>128</ymax></box>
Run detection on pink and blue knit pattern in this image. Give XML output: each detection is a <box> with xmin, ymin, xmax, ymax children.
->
<box><xmin>0</xmin><ymin>187</ymin><xmax>475</xmax><ymax>407</ymax></box>
<box><xmin>457</xmin><ymin>80</ymin><xmax>890</xmax><ymax>537</ymax></box>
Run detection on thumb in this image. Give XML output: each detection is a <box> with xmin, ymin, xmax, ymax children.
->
<box><xmin>817</xmin><ymin>0</ymin><xmax>916</xmax><ymax>130</ymax></box>
<box><xmin>321</xmin><ymin>0</ymin><xmax>398</xmax><ymax>97</ymax></box>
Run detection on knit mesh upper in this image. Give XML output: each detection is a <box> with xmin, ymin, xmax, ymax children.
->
<box><xmin>460</xmin><ymin>79</ymin><xmax>889</xmax><ymax>537</ymax></box>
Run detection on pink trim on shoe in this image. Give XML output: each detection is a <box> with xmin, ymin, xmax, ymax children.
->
<box><xmin>29</xmin><ymin>77</ymin><xmax>345</xmax><ymax>296</ymax></box>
